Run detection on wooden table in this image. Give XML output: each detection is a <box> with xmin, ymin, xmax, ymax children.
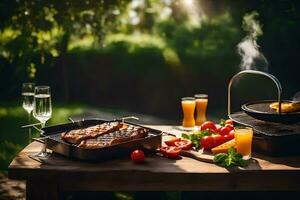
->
<box><xmin>8</xmin><ymin>126</ymin><xmax>300</xmax><ymax>200</ymax></box>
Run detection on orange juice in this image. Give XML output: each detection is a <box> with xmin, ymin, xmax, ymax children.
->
<box><xmin>234</xmin><ymin>127</ymin><xmax>253</xmax><ymax>159</ymax></box>
<box><xmin>181</xmin><ymin>97</ymin><xmax>196</xmax><ymax>129</ymax></box>
<box><xmin>195</xmin><ymin>96</ymin><xmax>208</xmax><ymax>126</ymax></box>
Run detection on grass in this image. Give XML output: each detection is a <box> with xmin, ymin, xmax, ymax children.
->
<box><xmin>0</xmin><ymin>102</ymin><xmax>85</xmax><ymax>170</ymax></box>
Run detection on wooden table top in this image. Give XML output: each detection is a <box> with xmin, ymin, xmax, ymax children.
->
<box><xmin>8</xmin><ymin>125</ymin><xmax>300</xmax><ymax>191</ymax></box>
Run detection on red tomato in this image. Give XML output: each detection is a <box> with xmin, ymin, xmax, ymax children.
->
<box><xmin>160</xmin><ymin>146</ymin><xmax>181</xmax><ymax>158</ymax></box>
<box><xmin>174</xmin><ymin>139</ymin><xmax>192</xmax><ymax>150</ymax></box>
<box><xmin>225</xmin><ymin>119</ymin><xmax>233</xmax><ymax>125</ymax></box>
<box><xmin>209</xmin><ymin>128</ymin><xmax>218</xmax><ymax>134</ymax></box>
<box><xmin>225</xmin><ymin>124</ymin><xmax>234</xmax><ymax>131</ymax></box>
<box><xmin>219</xmin><ymin>126</ymin><xmax>231</xmax><ymax>136</ymax></box>
<box><xmin>223</xmin><ymin>134</ymin><xmax>230</xmax><ymax>142</ymax></box>
<box><xmin>228</xmin><ymin>130</ymin><xmax>235</xmax><ymax>140</ymax></box>
<box><xmin>200</xmin><ymin>136</ymin><xmax>214</xmax><ymax>150</ymax></box>
<box><xmin>201</xmin><ymin>121</ymin><xmax>217</xmax><ymax>132</ymax></box>
<box><xmin>164</xmin><ymin>136</ymin><xmax>181</xmax><ymax>146</ymax></box>
<box><xmin>215</xmin><ymin>124</ymin><xmax>222</xmax><ymax>133</ymax></box>
<box><xmin>131</xmin><ymin>150</ymin><xmax>145</xmax><ymax>163</ymax></box>
<box><xmin>212</xmin><ymin>134</ymin><xmax>225</xmax><ymax>147</ymax></box>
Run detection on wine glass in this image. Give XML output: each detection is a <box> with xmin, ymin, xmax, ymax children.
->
<box><xmin>22</xmin><ymin>82</ymin><xmax>35</xmax><ymax>143</ymax></box>
<box><xmin>32</xmin><ymin>85</ymin><xmax>52</xmax><ymax>158</ymax></box>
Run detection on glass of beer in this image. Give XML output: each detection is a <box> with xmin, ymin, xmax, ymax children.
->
<box><xmin>234</xmin><ymin>126</ymin><xmax>253</xmax><ymax>160</ymax></box>
<box><xmin>194</xmin><ymin>94</ymin><xmax>208</xmax><ymax>126</ymax></box>
<box><xmin>181</xmin><ymin>97</ymin><xmax>196</xmax><ymax>130</ymax></box>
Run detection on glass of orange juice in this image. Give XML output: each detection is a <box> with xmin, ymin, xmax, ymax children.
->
<box><xmin>234</xmin><ymin>127</ymin><xmax>253</xmax><ymax>160</ymax></box>
<box><xmin>181</xmin><ymin>97</ymin><xmax>196</xmax><ymax>131</ymax></box>
<box><xmin>194</xmin><ymin>94</ymin><xmax>208</xmax><ymax>126</ymax></box>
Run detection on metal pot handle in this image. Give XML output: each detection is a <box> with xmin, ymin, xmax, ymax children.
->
<box><xmin>227</xmin><ymin>70</ymin><xmax>282</xmax><ymax>120</ymax></box>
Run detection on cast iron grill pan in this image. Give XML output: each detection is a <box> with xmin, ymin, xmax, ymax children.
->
<box><xmin>42</xmin><ymin>119</ymin><xmax>162</xmax><ymax>161</ymax></box>
<box><xmin>241</xmin><ymin>100</ymin><xmax>300</xmax><ymax>124</ymax></box>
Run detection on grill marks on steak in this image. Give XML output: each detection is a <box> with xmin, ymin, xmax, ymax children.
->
<box><xmin>110</xmin><ymin>127</ymin><xmax>148</xmax><ymax>145</ymax></box>
<box><xmin>61</xmin><ymin>122</ymin><xmax>123</xmax><ymax>144</ymax></box>
<box><xmin>61</xmin><ymin>122</ymin><xmax>149</xmax><ymax>149</ymax></box>
<box><xmin>78</xmin><ymin>125</ymin><xmax>149</xmax><ymax>149</ymax></box>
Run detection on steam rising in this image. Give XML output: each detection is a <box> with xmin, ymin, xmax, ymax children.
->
<box><xmin>293</xmin><ymin>91</ymin><xmax>300</xmax><ymax>101</ymax></box>
<box><xmin>237</xmin><ymin>12</ymin><xmax>268</xmax><ymax>71</ymax></box>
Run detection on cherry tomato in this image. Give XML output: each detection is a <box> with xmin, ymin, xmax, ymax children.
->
<box><xmin>225</xmin><ymin>124</ymin><xmax>234</xmax><ymax>131</ymax></box>
<box><xmin>131</xmin><ymin>150</ymin><xmax>145</xmax><ymax>163</ymax></box>
<box><xmin>225</xmin><ymin>119</ymin><xmax>233</xmax><ymax>125</ymax></box>
<box><xmin>160</xmin><ymin>146</ymin><xmax>181</xmax><ymax>158</ymax></box>
<box><xmin>200</xmin><ymin>136</ymin><xmax>214</xmax><ymax>150</ymax></box>
<box><xmin>212</xmin><ymin>134</ymin><xmax>225</xmax><ymax>147</ymax></box>
<box><xmin>174</xmin><ymin>139</ymin><xmax>192</xmax><ymax>150</ymax></box>
<box><xmin>223</xmin><ymin>134</ymin><xmax>231</xmax><ymax>142</ymax></box>
<box><xmin>209</xmin><ymin>128</ymin><xmax>218</xmax><ymax>134</ymax></box>
<box><xmin>215</xmin><ymin>124</ymin><xmax>222</xmax><ymax>133</ymax></box>
<box><xmin>228</xmin><ymin>130</ymin><xmax>235</xmax><ymax>140</ymax></box>
<box><xmin>164</xmin><ymin>136</ymin><xmax>181</xmax><ymax>146</ymax></box>
<box><xmin>201</xmin><ymin>121</ymin><xmax>217</xmax><ymax>132</ymax></box>
<box><xmin>219</xmin><ymin>126</ymin><xmax>231</xmax><ymax>136</ymax></box>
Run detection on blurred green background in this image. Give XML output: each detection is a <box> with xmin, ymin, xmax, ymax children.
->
<box><xmin>0</xmin><ymin>0</ymin><xmax>300</xmax><ymax>179</ymax></box>
<box><xmin>1</xmin><ymin>0</ymin><xmax>300</xmax><ymax>199</ymax></box>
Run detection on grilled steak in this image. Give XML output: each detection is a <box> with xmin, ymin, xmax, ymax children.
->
<box><xmin>78</xmin><ymin>125</ymin><xmax>149</xmax><ymax>149</ymax></box>
<box><xmin>61</xmin><ymin>122</ymin><xmax>124</xmax><ymax>144</ymax></box>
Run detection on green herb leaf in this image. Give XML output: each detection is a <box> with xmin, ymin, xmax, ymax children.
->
<box><xmin>181</xmin><ymin>133</ymin><xmax>190</xmax><ymax>140</ymax></box>
<box><xmin>228</xmin><ymin>147</ymin><xmax>235</xmax><ymax>156</ymax></box>
<box><xmin>213</xmin><ymin>153</ymin><xmax>227</xmax><ymax>163</ymax></box>
<box><xmin>236</xmin><ymin>157</ymin><xmax>248</xmax><ymax>167</ymax></box>
<box><xmin>235</xmin><ymin>153</ymin><xmax>243</xmax><ymax>159</ymax></box>
<box><xmin>193</xmin><ymin>140</ymin><xmax>200</xmax><ymax>150</ymax></box>
<box><xmin>190</xmin><ymin>134</ymin><xmax>199</xmax><ymax>141</ymax></box>
<box><xmin>213</xmin><ymin>148</ymin><xmax>249</xmax><ymax>168</ymax></box>
<box><xmin>234</xmin><ymin>152</ymin><xmax>248</xmax><ymax>167</ymax></box>
<box><xmin>181</xmin><ymin>130</ymin><xmax>212</xmax><ymax>150</ymax></box>
<box><xmin>225</xmin><ymin>157</ymin><xmax>232</xmax><ymax>167</ymax></box>
<box><xmin>220</xmin><ymin>119</ymin><xmax>226</xmax><ymax>126</ymax></box>
<box><xmin>201</xmin><ymin>129</ymin><xmax>212</xmax><ymax>137</ymax></box>
<box><xmin>193</xmin><ymin>131</ymin><xmax>202</xmax><ymax>136</ymax></box>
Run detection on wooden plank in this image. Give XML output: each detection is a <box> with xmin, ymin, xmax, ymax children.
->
<box><xmin>57</xmin><ymin>171</ymin><xmax>300</xmax><ymax>191</ymax></box>
<box><xmin>9</xmin><ymin>142</ymin><xmax>300</xmax><ymax>174</ymax></box>
<box><xmin>9</xmin><ymin>142</ymin><xmax>300</xmax><ymax>173</ymax></box>
<box><xmin>9</xmin><ymin>140</ymin><xmax>300</xmax><ymax>174</ymax></box>
<box><xmin>8</xmin><ymin>125</ymin><xmax>300</xmax><ymax>191</ymax></box>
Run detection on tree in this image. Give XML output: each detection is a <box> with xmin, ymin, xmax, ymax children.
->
<box><xmin>0</xmin><ymin>0</ymin><xmax>129</xmax><ymax>100</ymax></box>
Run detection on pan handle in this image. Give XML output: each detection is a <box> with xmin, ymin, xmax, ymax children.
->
<box><xmin>228</xmin><ymin>70</ymin><xmax>282</xmax><ymax>120</ymax></box>
<box><xmin>32</xmin><ymin>137</ymin><xmax>45</xmax><ymax>144</ymax></box>
<box><xmin>118</xmin><ymin>116</ymin><xmax>139</xmax><ymax>123</ymax></box>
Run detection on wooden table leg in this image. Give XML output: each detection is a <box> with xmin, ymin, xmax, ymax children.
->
<box><xmin>26</xmin><ymin>179</ymin><xmax>59</xmax><ymax>200</ymax></box>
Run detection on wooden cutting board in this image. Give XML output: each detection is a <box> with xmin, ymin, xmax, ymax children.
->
<box><xmin>161</xmin><ymin>134</ymin><xmax>215</xmax><ymax>163</ymax></box>
<box><xmin>180</xmin><ymin>149</ymin><xmax>214</xmax><ymax>163</ymax></box>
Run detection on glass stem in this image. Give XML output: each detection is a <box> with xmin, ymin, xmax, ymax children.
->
<box><xmin>28</xmin><ymin>112</ymin><xmax>31</xmax><ymax>143</ymax></box>
<box><xmin>40</xmin><ymin>121</ymin><xmax>46</xmax><ymax>129</ymax></box>
<box><xmin>40</xmin><ymin>121</ymin><xmax>47</xmax><ymax>154</ymax></box>
<box><xmin>42</xmin><ymin>144</ymin><xmax>47</xmax><ymax>153</ymax></box>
